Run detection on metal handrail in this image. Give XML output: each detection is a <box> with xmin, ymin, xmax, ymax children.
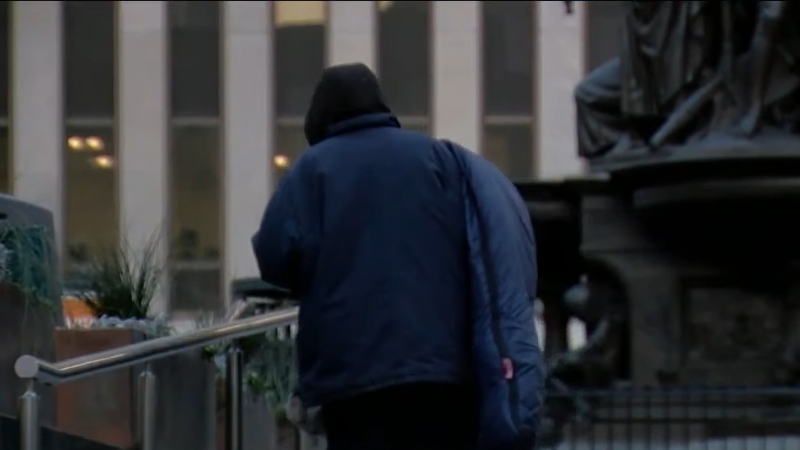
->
<box><xmin>14</xmin><ymin>306</ymin><xmax>299</xmax><ymax>385</ymax></box>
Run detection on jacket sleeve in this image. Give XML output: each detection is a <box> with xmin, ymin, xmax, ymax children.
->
<box><xmin>251</xmin><ymin>176</ymin><xmax>302</xmax><ymax>293</ymax></box>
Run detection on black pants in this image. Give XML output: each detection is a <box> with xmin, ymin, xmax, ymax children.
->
<box><xmin>323</xmin><ymin>382</ymin><xmax>477</xmax><ymax>450</ymax></box>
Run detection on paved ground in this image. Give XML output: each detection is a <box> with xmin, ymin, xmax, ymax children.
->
<box><xmin>300</xmin><ymin>429</ymin><xmax>800</xmax><ymax>450</ymax></box>
<box><xmin>302</xmin><ymin>434</ymin><xmax>800</xmax><ymax>450</ymax></box>
<box><xmin>548</xmin><ymin>436</ymin><xmax>800</xmax><ymax>450</ymax></box>
<box><xmin>208</xmin><ymin>307</ymin><xmax>796</xmax><ymax>450</ymax></box>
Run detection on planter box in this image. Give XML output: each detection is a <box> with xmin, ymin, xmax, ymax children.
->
<box><xmin>54</xmin><ymin>328</ymin><xmax>144</xmax><ymax>448</ymax></box>
<box><xmin>55</xmin><ymin>330</ymin><xmax>219</xmax><ymax>450</ymax></box>
<box><xmin>0</xmin><ymin>283</ymin><xmax>59</xmax><ymax>427</ymax></box>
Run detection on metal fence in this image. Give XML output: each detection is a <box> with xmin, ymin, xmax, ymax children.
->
<box><xmin>537</xmin><ymin>386</ymin><xmax>800</xmax><ymax>450</ymax></box>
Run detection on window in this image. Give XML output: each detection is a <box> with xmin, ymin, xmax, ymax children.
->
<box><xmin>172</xmin><ymin>267</ymin><xmax>222</xmax><ymax>314</ymax></box>
<box><xmin>378</xmin><ymin>0</ymin><xmax>430</xmax><ymax>126</ymax></box>
<box><xmin>481</xmin><ymin>1</ymin><xmax>537</xmax><ymax>179</ymax></box>
<box><xmin>168</xmin><ymin>1</ymin><xmax>222</xmax><ymax>313</ymax></box>
<box><xmin>274</xmin><ymin>1</ymin><xmax>326</xmax><ymax>118</ymax></box>
<box><xmin>0</xmin><ymin>2</ymin><xmax>8</xmax><ymax>193</ymax></box>
<box><xmin>63</xmin><ymin>1</ymin><xmax>115</xmax><ymax>118</ymax></box>
<box><xmin>0</xmin><ymin>129</ymin><xmax>8</xmax><ymax>194</ymax></box>
<box><xmin>585</xmin><ymin>1</ymin><xmax>624</xmax><ymax>72</ymax></box>
<box><xmin>273</xmin><ymin>1</ymin><xmax>327</xmax><ymax>185</ymax></box>
<box><xmin>483</xmin><ymin>124</ymin><xmax>534</xmax><ymax>181</ymax></box>
<box><xmin>482</xmin><ymin>1</ymin><xmax>534</xmax><ymax>116</ymax></box>
<box><xmin>169</xmin><ymin>0</ymin><xmax>220</xmax><ymax>117</ymax></box>
<box><xmin>63</xmin><ymin>2</ymin><xmax>117</xmax><ymax>271</ymax></box>
<box><xmin>274</xmin><ymin>126</ymin><xmax>307</xmax><ymax>181</ymax></box>
<box><xmin>64</xmin><ymin>127</ymin><xmax>117</xmax><ymax>266</ymax></box>
<box><xmin>169</xmin><ymin>125</ymin><xmax>221</xmax><ymax>312</ymax></box>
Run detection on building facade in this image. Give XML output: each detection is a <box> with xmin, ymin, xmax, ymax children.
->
<box><xmin>2</xmin><ymin>1</ymin><xmax>620</xmax><ymax>314</ymax></box>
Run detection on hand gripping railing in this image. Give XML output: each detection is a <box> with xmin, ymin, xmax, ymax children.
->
<box><xmin>14</xmin><ymin>307</ymin><xmax>299</xmax><ymax>450</ymax></box>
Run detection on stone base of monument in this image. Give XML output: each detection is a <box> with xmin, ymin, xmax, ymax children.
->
<box><xmin>515</xmin><ymin>180</ymin><xmax>585</xmax><ymax>358</ymax></box>
<box><xmin>580</xmin><ymin>164</ymin><xmax>800</xmax><ymax>386</ymax></box>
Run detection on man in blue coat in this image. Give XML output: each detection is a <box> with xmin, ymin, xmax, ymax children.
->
<box><xmin>252</xmin><ymin>63</ymin><xmax>476</xmax><ymax>450</ymax></box>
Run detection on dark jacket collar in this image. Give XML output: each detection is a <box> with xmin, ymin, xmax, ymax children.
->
<box><xmin>325</xmin><ymin>113</ymin><xmax>401</xmax><ymax>140</ymax></box>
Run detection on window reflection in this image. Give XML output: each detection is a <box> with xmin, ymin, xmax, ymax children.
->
<box><xmin>483</xmin><ymin>124</ymin><xmax>534</xmax><ymax>181</ymax></box>
<box><xmin>64</xmin><ymin>127</ymin><xmax>118</xmax><ymax>265</ymax></box>
<box><xmin>0</xmin><ymin>2</ymin><xmax>9</xmax><ymax>119</ymax></box>
<box><xmin>482</xmin><ymin>1</ymin><xmax>535</xmax><ymax>116</ymax></box>
<box><xmin>63</xmin><ymin>1</ymin><xmax>115</xmax><ymax>118</ymax></box>
<box><xmin>170</xmin><ymin>125</ymin><xmax>221</xmax><ymax>312</ymax></box>
<box><xmin>0</xmin><ymin>3</ymin><xmax>7</xmax><ymax>192</ymax></box>
<box><xmin>168</xmin><ymin>0</ymin><xmax>222</xmax><ymax>313</ymax></box>
<box><xmin>171</xmin><ymin>266</ymin><xmax>221</xmax><ymax>313</ymax></box>
<box><xmin>169</xmin><ymin>1</ymin><xmax>220</xmax><ymax>117</ymax></box>
<box><xmin>585</xmin><ymin>1</ymin><xmax>624</xmax><ymax>72</ymax></box>
<box><xmin>170</xmin><ymin>125</ymin><xmax>221</xmax><ymax>262</ymax></box>
<box><xmin>378</xmin><ymin>1</ymin><xmax>430</xmax><ymax>117</ymax></box>
<box><xmin>273</xmin><ymin>125</ymin><xmax>308</xmax><ymax>185</ymax></box>
<box><xmin>274</xmin><ymin>1</ymin><xmax>326</xmax><ymax>118</ymax></box>
<box><xmin>0</xmin><ymin>127</ymin><xmax>8</xmax><ymax>193</ymax></box>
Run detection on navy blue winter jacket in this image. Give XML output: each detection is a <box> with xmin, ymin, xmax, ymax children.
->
<box><xmin>443</xmin><ymin>140</ymin><xmax>545</xmax><ymax>450</ymax></box>
<box><xmin>252</xmin><ymin>64</ymin><xmax>471</xmax><ymax>406</ymax></box>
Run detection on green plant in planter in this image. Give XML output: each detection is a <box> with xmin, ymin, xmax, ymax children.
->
<box><xmin>78</xmin><ymin>233</ymin><xmax>170</xmax><ymax>336</ymax></box>
<box><xmin>243</xmin><ymin>333</ymin><xmax>297</xmax><ymax>422</ymax></box>
<box><xmin>0</xmin><ymin>223</ymin><xmax>59</xmax><ymax>310</ymax></box>
<box><xmin>199</xmin><ymin>314</ymin><xmax>298</xmax><ymax>422</ymax></box>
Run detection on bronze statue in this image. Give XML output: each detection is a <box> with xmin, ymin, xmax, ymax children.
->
<box><xmin>737</xmin><ymin>1</ymin><xmax>786</xmax><ymax>135</ymax></box>
<box><xmin>539</xmin><ymin>271</ymin><xmax>627</xmax><ymax>447</ymax></box>
<box><xmin>576</xmin><ymin>1</ymin><xmax>800</xmax><ymax>165</ymax></box>
<box><xmin>548</xmin><ymin>274</ymin><xmax>627</xmax><ymax>389</ymax></box>
<box><xmin>576</xmin><ymin>1</ymin><xmax>719</xmax><ymax>157</ymax></box>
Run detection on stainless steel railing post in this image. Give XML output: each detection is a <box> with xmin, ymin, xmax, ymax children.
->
<box><xmin>137</xmin><ymin>366</ymin><xmax>157</xmax><ymax>450</ymax></box>
<box><xmin>19</xmin><ymin>383</ymin><xmax>39</xmax><ymax>450</ymax></box>
<box><xmin>226</xmin><ymin>346</ymin><xmax>244</xmax><ymax>450</ymax></box>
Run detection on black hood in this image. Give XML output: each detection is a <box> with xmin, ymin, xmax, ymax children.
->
<box><xmin>304</xmin><ymin>63</ymin><xmax>395</xmax><ymax>146</ymax></box>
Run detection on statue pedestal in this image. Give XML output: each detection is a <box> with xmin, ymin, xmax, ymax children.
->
<box><xmin>516</xmin><ymin>181</ymin><xmax>584</xmax><ymax>357</ymax></box>
<box><xmin>580</xmin><ymin>189</ymin><xmax>676</xmax><ymax>385</ymax></box>
<box><xmin>580</xmin><ymin>170</ymin><xmax>800</xmax><ymax>386</ymax></box>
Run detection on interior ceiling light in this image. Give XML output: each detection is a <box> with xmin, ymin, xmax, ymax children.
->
<box><xmin>67</xmin><ymin>136</ymin><xmax>84</xmax><ymax>151</ymax></box>
<box><xmin>85</xmin><ymin>136</ymin><xmax>104</xmax><ymax>151</ymax></box>
<box><xmin>92</xmin><ymin>155</ymin><xmax>114</xmax><ymax>169</ymax></box>
<box><xmin>273</xmin><ymin>154</ymin><xmax>290</xmax><ymax>169</ymax></box>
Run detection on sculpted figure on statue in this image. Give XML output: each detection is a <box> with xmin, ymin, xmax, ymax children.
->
<box><xmin>575</xmin><ymin>1</ymin><xmax>800</xmax><ymax>164</ymax></box>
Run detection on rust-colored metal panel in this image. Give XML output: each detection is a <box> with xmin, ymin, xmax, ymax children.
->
<box><xmin>55</xmin><ymin>328</ymin><xmax>142</xmax><ymax>448</ymax></box>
